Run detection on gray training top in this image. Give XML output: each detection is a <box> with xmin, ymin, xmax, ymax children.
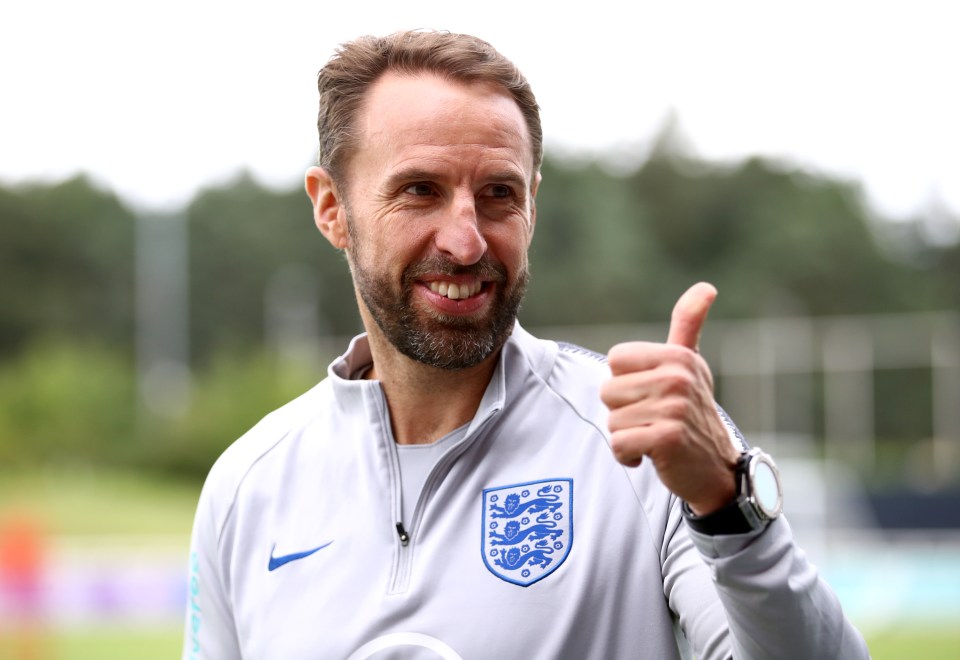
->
<box><xmin>184</xmin><ymin>324</ymin><xmax>869</xmax><ymax>659</ymax></box>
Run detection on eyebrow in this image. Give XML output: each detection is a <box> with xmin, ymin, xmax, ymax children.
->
<box><xmin>383</xmin><ymin>167</ymin><xmax>532</xmax><ymax>193</ymax></box>
<box><xmin>485</xmin><ymin>170</ymin><xmax>531</xmax><ymax>191</ymax></box>
<box><xmin>383</xmin><ymin>168</ymin><xmax>442</xmax><ymax>190</ymax></box>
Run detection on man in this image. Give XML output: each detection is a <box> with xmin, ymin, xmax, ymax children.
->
<box><xmin>184</xmin><ymin>31</ymin><xmax>869</xmax><ymax>659</ymax></box>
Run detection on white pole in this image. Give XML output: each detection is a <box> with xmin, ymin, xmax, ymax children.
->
<box><xmin>135</xmin><ymin>211</ymin><xmax>191</xmax><ymax>417</ymax></box>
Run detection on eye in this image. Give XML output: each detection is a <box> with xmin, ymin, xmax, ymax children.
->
<box><xmin>404</xmin><ymin>182</ymin><xmax>434</xmax><ymax>196</ymax></box>
<box><xmin>487</xmin><ymin>184</ymin><xmax>513</xmax><ymax>199</ymax></box>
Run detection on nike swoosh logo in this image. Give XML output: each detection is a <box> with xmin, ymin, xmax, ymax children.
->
<box><xmin>268</xmin><ymin>541</ymin><xmax>334</xmax><ymax>571</ymax></box>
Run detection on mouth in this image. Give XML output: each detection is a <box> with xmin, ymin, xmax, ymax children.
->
<box><xmin>408</xmin><ymin>257</ymin><xmax>506</xmax><ymax>316</ymax></box>
<box><xmin>418</xmin><ymin>276</ymin><xmax>492</xmax><ymax>316</ymax></box>
<box><xmin>426</xmin><ymin>280</ymin><xmax>484</xmax><ymax>300</ymax></box>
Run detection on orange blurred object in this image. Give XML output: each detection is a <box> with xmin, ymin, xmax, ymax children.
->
<box><xmin>0</xmin><ymin>511</ymin><xmax>49</xmax><ymax>660</ymax></box>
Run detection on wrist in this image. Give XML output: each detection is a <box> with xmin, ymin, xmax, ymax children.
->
<box><xmin>685</xmin><ymin>480</ymin><xmax>736</xmax><ymax>517</ymax></box>
<box><xmin>682</xmin><ymin>447</ymin><xmax>783</xmax><ymax>535</ymax></box>
<box><xmin>685</xmin><ymin>458</ymin><xmax>738</xmax><ymax>516</ymax></box>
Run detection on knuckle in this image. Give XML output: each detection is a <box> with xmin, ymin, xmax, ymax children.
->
<box><xmin>661</xmin><ymin>396</ymin><xmax>690</xmax><ymax>421</ymax></box>
<box><xmin>604</xmin><ymin>374</ymin><xmax>648</xmax><ymax>410</ymax></box>
<box><xmin>665</xmin><ymin>343</ymin><xmax>692</xmax><ymax>360</ymax></box>
<box><xmin>609</xmin><ymin>431</ymin><xmax>639</xmax><ymax>464</ymax></box>
<box><xmin>659</xmin><ymin>420</ymin><xmax>687</xmax><ymax>447</ymax></box>
<box><xmin>606</xmin><ymin>408</ymin><xmax>623</xmax><ymax>433</ymax></box>
<box><xmin>607</xmin><ymin>341</ymin><xmax>648</xmax><ymax>373</ymax></box>
<box><xmin>607</xmin><ymin>405</ymin><xmax>640</xmax><ymax>434</ymax></box>
<box><xmin>599</xmin><ymin>379</ymin><xmax>617</xmax><ymax>406</ymax></box>
<box><xmin>606</xmin><ymin>343</ymin><xmax>630</xmax><ymax>366</ymax></box>
<box><xmin>669</xmin><ymin>345</ymin><xmax>701</xmax><ymax>373</ymax></box>
<box><xmin>664</xmin><ymin>367</ymin><xmax>696</xmax><ymax>397</ymax></box>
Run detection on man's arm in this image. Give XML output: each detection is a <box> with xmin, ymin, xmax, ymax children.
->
<box><xmin>182</xmin><ymin>477</ymin><xmax>242</xmax><ymax>660</ymax></box>
<box><xmin>685</xmin><ymin>516</ymin><xmax>869</xmax><ymax>658</ymax></box>
<box><xmin>602</xmin><ymin>283</ymin><xmax>869</xmax><ymax>659</ymax></box>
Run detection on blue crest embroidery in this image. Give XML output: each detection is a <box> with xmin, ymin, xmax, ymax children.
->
<box><xmin>481</xmin><ymin>478</ymin><xmax>573</xmax><ymax>587</ymax></box>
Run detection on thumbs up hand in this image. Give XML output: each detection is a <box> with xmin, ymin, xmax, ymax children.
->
<box><xmin>600</xmin><ymin>283</ymin><xmax>739</xmax><ymax>515</ymax></box>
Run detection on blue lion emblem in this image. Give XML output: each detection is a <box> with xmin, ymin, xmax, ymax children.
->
<box><xmin>488</xmin><ymin>520</ymin><xmax>562</xmax><ymax>546</ymax></box>
<box><xmin>488</xmin><ymin>491</ymin><xmax>563</xmax><ymax>519</ymax></box>
<box><xmin>481</xmin><ymin>478</ymin><xmax>573</xmax><ymax>586</ymax></box>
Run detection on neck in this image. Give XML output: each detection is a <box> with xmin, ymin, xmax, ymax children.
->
<box><xmin>364</xmin><ymin>331</ymin><xmax>498</xmax><ymax>446</ymax></box>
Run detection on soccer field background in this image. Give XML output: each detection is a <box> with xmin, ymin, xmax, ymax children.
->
<box><xmin>2</xmin><ymin>468</ymin><xmax>958</xmax><ymax>659</ymax></box>
<box><xmin>3</xmin><ymin>624</ymin><xmax>958</xmax><ymax>659</ymax></box>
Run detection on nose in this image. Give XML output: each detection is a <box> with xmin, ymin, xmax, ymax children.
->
<box><xmin>434</xmin><ymin>192</ymin><xmax>487</xmax><ymax>265</ymax></box>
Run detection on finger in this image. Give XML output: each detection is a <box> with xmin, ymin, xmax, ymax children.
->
<box><xmin>606</xmin><ymin>391</ymin><xmax>691</xmax><ymax>432</ymax></box>
<box><xmin>601</xmin><ymin>372</ymin><xmax>650</xmax><ymax>410</ymax></box>
<box><xmin>608</xmin><ymin>426</ymin><xmax>652</xmax><ymax>467</ymax></box>
<box><xmin>666</xmin><ymin>282</ymin><xmax>718</xmax><ymax>351</ymax></box>
<box><xmin>607</xmin><ymin>341</ymin><xmax>669</xmax><ymax>376</ymax></box>
<box><xmin>608</xmin><ymin>422</ymin><xmax>681</xmax><ymax>467</ymax></box>
<box><xmin>602</xmin><ymin>365</ymin><xmax>691</xmax><ymax>409</ymax></box>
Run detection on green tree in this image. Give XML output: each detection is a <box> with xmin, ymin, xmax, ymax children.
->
<box><xmin>0</xmin><ymin>176</ymin><xmax>135</xmax><ymax>359</ymax></box>
<box><xmin>187</xmin><ymin>172</ymin><xmax>359</xmax><ymax>365</ymax></box>
<box><xmin>624</xmin><ymin>149</ymin><xmax>938</xmax><ymax>319</ymax></box>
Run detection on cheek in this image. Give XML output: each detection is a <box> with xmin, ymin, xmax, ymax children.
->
<box><xmin>487</xmin><ymin>222</ymin><xmax>532</xmax><ymax>268</ymax></box>
<box><xmin>354</xmin><ymin>227</ymin><xmax>430</xmax><ymax>278</ymax></box>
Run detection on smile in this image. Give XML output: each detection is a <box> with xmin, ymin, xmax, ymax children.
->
<box><xmin>427</xmin><ymin>280</ymin><xmax>483</xmax><ymax>300</ymax></box>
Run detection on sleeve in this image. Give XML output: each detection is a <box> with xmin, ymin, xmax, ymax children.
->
<box><xmin>683</xmin><ymin>515</ymin><xmax>871</xmax><ymax>659</ymax></box>
<box><xmin>661</xmin><ymin>498</ymin><xmax>733</xmax><ymax>660</ymax></box>
<box><xmin>182</xmin><ymin>476</ymin><xmax>243</xmax><ymax>660</ymax></box>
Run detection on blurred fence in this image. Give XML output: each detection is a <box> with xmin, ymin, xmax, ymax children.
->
<box><xmin>540</xmin><ymin>315</ymin><xmax>960</xmax><ymax>633</ymax></box>
<box><xmin>535</xmin><ymin>311</ymin><xmax>960</xmax><ymax>491</ymax></box>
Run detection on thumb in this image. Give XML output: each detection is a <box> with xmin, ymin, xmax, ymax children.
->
<box><xmin>666</xmin><ymin>282</ymin><xmax>718</xmax><ymax>350</ymax></box>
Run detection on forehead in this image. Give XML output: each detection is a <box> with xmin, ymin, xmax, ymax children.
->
<box><xmin>350</xmin><ymin>71</ymin><xmax>533</xmax><ymax>175</ymax></box>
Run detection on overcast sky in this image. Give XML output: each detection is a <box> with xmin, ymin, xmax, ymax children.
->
<box><xmin>2</xmin><ymin>0</ymin><xmax>958</xmax><ymax>221</ymax></box>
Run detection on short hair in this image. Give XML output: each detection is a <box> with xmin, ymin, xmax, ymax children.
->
<box><xmin>316</xmin><ymin>30</ymin><xmax>542</xmax><ymax>184</ymax></box>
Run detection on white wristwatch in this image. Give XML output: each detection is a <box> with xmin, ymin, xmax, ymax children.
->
<box><xmin>682</xmin><ymin>447</ymin><xmax>783</xmax><ymax>535</ymax></box>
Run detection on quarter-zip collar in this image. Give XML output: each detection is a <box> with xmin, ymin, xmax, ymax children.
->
<box><xmin>328</xmin><ymin>327</ymin><xmax>521</xmax><ymax>424</ymax></box>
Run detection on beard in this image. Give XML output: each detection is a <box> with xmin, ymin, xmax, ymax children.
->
<box><xmin>349</xmin><ymin>227</ymin><xmax>528</xmax><ymax>370</ymax></box>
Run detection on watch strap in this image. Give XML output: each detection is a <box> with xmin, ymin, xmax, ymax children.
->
<box><xmin>681</xmin><ymin>498</ymin><xmax>756</xmax><ymax>535</ymax></box>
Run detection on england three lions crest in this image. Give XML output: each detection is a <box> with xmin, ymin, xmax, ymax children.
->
<box><xmin>481</xmin><ymin>478</ymin><xmax>573</xmax><ymax>587</ymax></box>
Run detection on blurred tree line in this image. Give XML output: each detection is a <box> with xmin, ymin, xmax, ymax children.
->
<box><xmin>1</xmin><ymin>137</ymin><xmax>958</xmax><ymax>485</ymax></box>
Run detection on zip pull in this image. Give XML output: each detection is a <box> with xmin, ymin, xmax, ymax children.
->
<box><xmin>395</xmin><ymin>522</ymin><xmax>410</xmax><ymax>546</ymax></box>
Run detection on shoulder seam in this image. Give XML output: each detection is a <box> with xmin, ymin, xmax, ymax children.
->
<box><xmin>215</xmin><ymin>426</ymin><xmax>300</xmax><ymax>546</ymax></box>
<box><xmin>556</xmin><ymin>341</ymin><xmax>608</xmax><ymax>364</ymax></box>
<box><xmin>212</xmin><ymin>385</ymin><xmax>327</xmax><ymax>546</ymax></box>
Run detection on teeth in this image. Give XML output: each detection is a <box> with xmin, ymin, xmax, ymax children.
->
<box><xmin>429</xmin><ymin>281</ymin><xmax>481</xmax><ymax>300</ymax></box>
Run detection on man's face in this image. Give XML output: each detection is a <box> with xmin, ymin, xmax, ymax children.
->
<box><xmin>338</xmin><ymin>72</ymin><xmax>539</xmax><ymax>370</ymax></box>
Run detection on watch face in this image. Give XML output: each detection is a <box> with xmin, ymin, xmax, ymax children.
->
<box><xmin>751</xmin><ymin>457</ymin><xmax>783</xmax><ymax>518</ymax></box>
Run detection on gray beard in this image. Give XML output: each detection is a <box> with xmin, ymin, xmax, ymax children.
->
<box><xmin>351</xmin><ymin>251</ymin><xmax>527</xmax><ymax>371</ymax></box>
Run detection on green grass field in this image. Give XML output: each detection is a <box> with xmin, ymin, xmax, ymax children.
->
<box><xmin>1</xmin><ymin>625</ymin><xmax>957</xmax><ymax>659</ymax></box>
<box><xmin>864</xmin><ymin>627</ymin><xmax>960</xmax><ymax>660</ymax></box>
<box><xmin>0</xmin><ymin>627</ymin><xmax>183</xmax><ymax>660</ymax></box>
<box><xmin>0</xmin><ymin>466</ymin><xmax>201</xmax><ymax>536</ymax></box>
<box><xmin>1</xmin><ymin>468</ymin><xmax>197</xmax><ymax>658</ymax></box>
<box><xmin>2</xmin><ymin>467</ymin><xmax>958</xmax><ymax>659</ymax></box>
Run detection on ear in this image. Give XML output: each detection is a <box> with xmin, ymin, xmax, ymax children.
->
<box><xmin>527</xmin><ymin>170</ymin><xmax>542</xmax><ymax>244</ymax></box>
<box><xmin>305</xmin><ymin>166</ymin><xmax>349</xmax><ymax>249</ymax></box>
